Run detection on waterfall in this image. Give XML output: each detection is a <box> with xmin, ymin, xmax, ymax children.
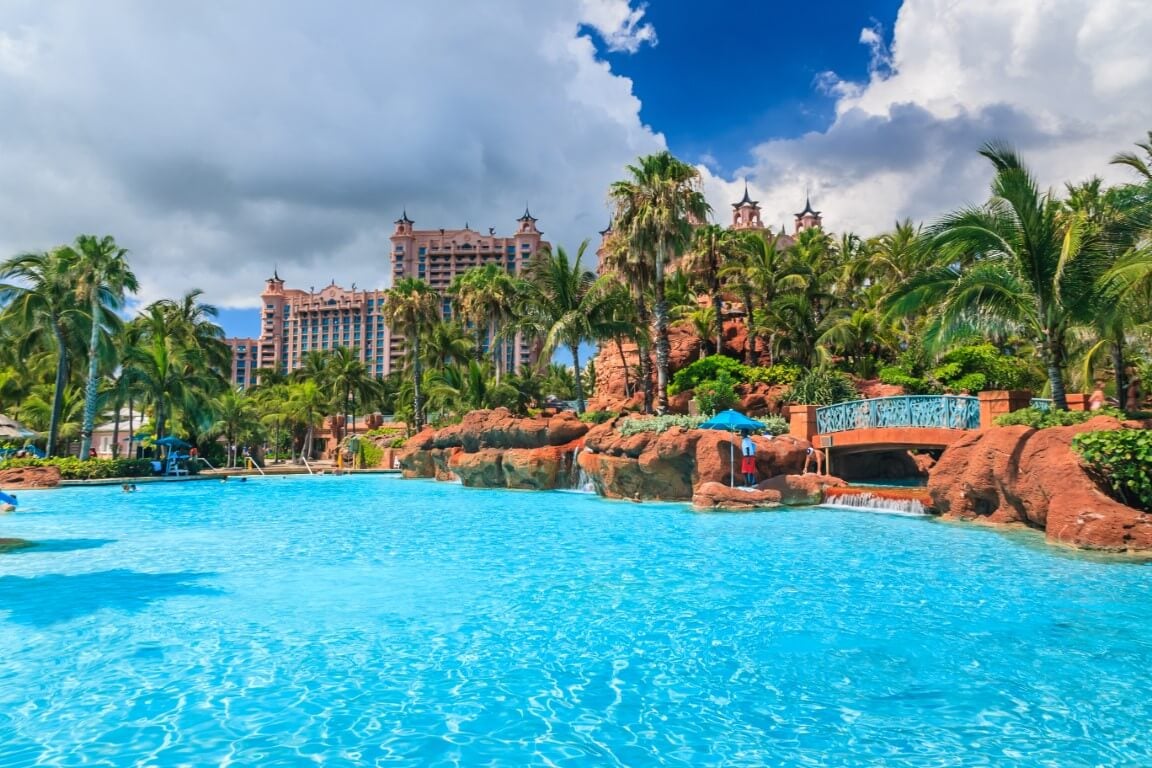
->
<box><xmin>822</xmin><ymin>491</ymin><xmax>928</xmax><ymax>517</ymax></box>
<box><xmin>566</xmin><ymin>446</ymin><xmax>597</xmax><ymax>494</ymax></box>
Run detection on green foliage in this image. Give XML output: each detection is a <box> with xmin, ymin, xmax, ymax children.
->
<box><xmin>357</xmin><ymin>440</ymin><xmax>383</xmax><ymax>469</ymax></box>
<box><xmin>0</xmin><ymin>456</ymin><xmax>153</xmax><ymax>480</ymax></box>
<box><xmin>995</xmin><ymin>406</ymin><xmax>1125</xmax><ymax>429</ymax></box>
<box><xmin>693</xmin><ymin>371</ymin><xmax>739</xmax><ymax>415</ymax></box>
<box><xmin>784</xmin><ymin>368</ymin><xmax>859</xmax><ymax>405</ymax></box>
<box><xmin>743</xmin><ymin>363</ymin><xmax>802</xmax><ymax>387</ymax></box>
<box><xmin>389</xmin><ymin>437</ymin><xmax>408</xmax><ymax>449</ymax></box>
<box><xmin>1073</xmin><ymin>429</ymin><xmax>1152</xmax><ymax>511</ymax></box>
<box><xmin>619</xmin><ymin>414</ymin><xmax>708</xmax><ymax>435</ymax></box>
<box><xmin>669</xmin><ymin>355</ymin><xmax>746</xmax><ymax>395</ymax></box>
<box><xmin>930</xmin><ymin>344</ymin><xmax>1042</xmax><ymax>392</ymax></box>
<box><xmin>579</xmin><ymin>410</ymin><xmax>615</xmax><ymax>424</ymax></box>
<box><xmin>759</xmin><ymin>415</ymin><xmax>790</xmax><ymax>436</ymax></box>
<box><xmin>878</xmin><ymin>365</ymin><xmax>932</xmax><ymax>394</ymax></box>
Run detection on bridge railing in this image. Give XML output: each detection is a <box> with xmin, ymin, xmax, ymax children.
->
<box><xmin>815</xmin><ymin>395</ymin><xmax>981</xmax><ymax>434</ymax></box>
<box><xmin>1030</xmin><ymin>398</ymin><xmax>1053</xmax><ymax>412</ymax></box>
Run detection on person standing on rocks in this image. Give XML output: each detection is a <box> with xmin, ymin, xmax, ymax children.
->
<box><xmin>740</xmin><ymin>430</ymin><xmax>757</xmax><ymax>487</ymax></box>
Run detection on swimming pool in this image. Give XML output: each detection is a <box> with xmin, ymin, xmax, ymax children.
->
<box><xmin>2</xmin><ymin>475</ymin><xmax>1150</xmax><ymax>766</ymax></box>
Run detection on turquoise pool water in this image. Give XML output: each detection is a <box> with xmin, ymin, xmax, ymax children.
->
<box><xmin>2</xmin><ymin>475</ymin><xmax>1151</xmax><ymax>766</ymax></box>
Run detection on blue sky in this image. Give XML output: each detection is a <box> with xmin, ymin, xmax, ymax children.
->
<box><xmin>594</xmin><ymin>0</ymin><xmax>902</xmax><ymax>175</ymax></box>
<box><xmin>2</xmin><ymin>1</ymin><xmax>1150</xmax><ymax>345</ymax></box>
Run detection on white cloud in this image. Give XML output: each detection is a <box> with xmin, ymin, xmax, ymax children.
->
<box><xmin>0</xmin><ymin>1</ymin><xmax>662</xmax><ymax>311</ymax></box>
<box><xmin>578</xmin><ymin>0</ymin><xmax>657</xmax><ymax>53</ymax></box>
<box><xmin>713</xmin><ymin>0</ymin><xmax>1152</xmax><ymax>237</ymax></box>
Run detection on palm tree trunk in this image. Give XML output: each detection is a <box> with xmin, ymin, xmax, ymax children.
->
<box><xmin>80</xmin><ymin>296</ymin><xmax>102</xmax><ymax>459</ymax></box>
<box><xmin>712</xmin><ymin>289</ymin><xmax>724</xmax><ymax>357</ymax></box>
<box><xmin>635</xmin><ymin>299</ymin><xmax>654</xmax><ymax>414</ymax></box>
<box><xmin>570</xmin><ymin>343</ymin><xmax>585</xmax><ymax>414</ymax></box>
<box><xmin>1112</xmin><ymin>335</ymin><xmax>1125</xmax><ymax>409</ymax></box>
<box><xmin>614</xmin><ymin>337</ymin><xmax>632</xmax><ymax>397</ymax></box>
<box><xmin>741</xmin><ymin>288</ymin><xmax>757</xmax><ymax>365</ymax></box>
<box><xmin>653</xmin><ymin>247</ymin><xmax>670</xmax><ymax>414</ymax></box>
<box><xmin>47</xmin><ymin>325</ymin><xmax>69</xmax><ymax>457</ymax></box>
<box><xmin>1044</xmin><ymin>333</ymin><xmax>1069</xmax><ymax>410</ymax></box>
<box><xmin>412</xmin><ymin>332</ymin><xmax>425</xmax><ymax>430</ymax></box>
<box><xmin>111</xmin><ymin>394</ymin><xmax>120</xmax><ymax>460</ymax></box>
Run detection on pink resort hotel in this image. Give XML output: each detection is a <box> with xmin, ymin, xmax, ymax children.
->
<box><xmin>225</xmin><ymin>194</ymin><xmax>821</xmax><ymax>388</ymax></box>
<box><xmin>226</xmin><ymin>210</ymin><xmax>549</xmax><ymax>387</ymax></box>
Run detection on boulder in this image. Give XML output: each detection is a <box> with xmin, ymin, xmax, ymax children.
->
<box><xmin>928</xmin><ymin>416</ymin><xmax>1152</xmax><ymax>551</ymax></box>
<box><xmin>692</xmin><ymin>481</ymin><xmax>782</xmax><ymax>510</ymax></box>
<box><xmin>503</xmin><ymin>445</ymin><xmax>573</xmax><ymax>490</ymax></box>
<box><xmin>448</xmin><ymin>449</ymin><xmax>505</xmax><ymax>488</ymax></box>
<box><xmin>755</xmin><ymin>473</ymin><xmax>848</xmax><ymax>505</ymax></box>
<box><xmin>0</xmin><ymin>465</ymin><xmax>62</xmax><ymax>489</ymax></box>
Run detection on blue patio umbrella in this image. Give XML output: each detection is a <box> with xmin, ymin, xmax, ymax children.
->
<box><xmin>154</xmin><ymin>436</ymin><xmax>190</xmax><ymax>452</ymax></box>
<box><xmin>699</xmin><ymin>409</ymin><xmax>765</xmax><ymax>487</ymax></box>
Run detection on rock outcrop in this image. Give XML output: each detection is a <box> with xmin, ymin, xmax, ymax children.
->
<box><xmin>692</xmin><ymin>482</ymin><xmax>782</xmax><ymax>510</ymax></box>
<box><xmin>578</xmin><ymin>420</ymin><xmax>811</xmax><ymax>501</ymax></box>
<box><xmin>928</xmin><ymin>416</ymin><xmax>1152</xmax><ymax>551</ymax></box>
<box><xmin>397</xmin><ymin>409</ymin><xmax>588</xmax><ymax>490</ymax></box>
<box><xmin>0</xmin><ymin>465</ymin><xmax>62</xmax><ymax>489</ymax></box>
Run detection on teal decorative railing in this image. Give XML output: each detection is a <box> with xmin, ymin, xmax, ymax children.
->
<box><xmin>816</xmin><ymin>395</ymin><xmax>981</xmax><ymax>434</ymax></box>
<box><xmin>1030</xmin><ymin>398</ymin><xmax>1053</xmax><ymax>412</ymax></box>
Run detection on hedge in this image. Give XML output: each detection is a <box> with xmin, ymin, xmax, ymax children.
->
<box><xmin>0</xmin><ymin>457</ymin><xmax>156</xmax><ymax>480</ymax></box>
<box><xmin>1073</xmin><ymin>429</ymin><xmax>1152</xmax><ymax>512</ymax></box>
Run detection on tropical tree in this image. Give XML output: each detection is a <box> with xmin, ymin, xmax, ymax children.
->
<box><xmin>513</xmin><ymin>242</ymin><xmax>599</xmax><ymax>413</ymax></box>
<box><xmin>0</xmin><ymin>248</ymin><xmax>85</xmax><ymax>455</ymax></box>
<box><xmin>68</xmin><ymin>235</ymin><xmax>138</xmax><ymax>460</ymax></box>
<box><xmin>382</xmin><ymin>278</ymin><xmax>440</xmax><ymax>430</ymax></box>
<box><xmin>449</xmin><ymin>263</ymin><xmax>519</xmax><ymax>377</ymax></box>
<box><xmin>887</xmin><ymin>143</ymin><xmax>1106</xmax><ymax>409</ymax></box>
<box><xmin>287</xmin><ymin>379</ymin><xmax>328</xmax><ymax>460</ymax></box>
<box><xmin>210</xmin><ymin>389</ymin><xmax>263</xmax><ymax>467</ymax></box>
<box><xmin>599</xmin><ymin>230</ymin><xmax>655</xmax><ymax>411</ymax></box>
<box><xmin>1110</xmin><ymin>130</ymin><xmax>1152</xmax><ymax>182</ymax></box>
<box><xmin>683</xmin><ymin>224</ymin><xmax>740</xmax><ymax>354</ymax></box>
<box><xmin>609</xmin><ymin>151</ymin><xmax>710</xmax><ymax>413</ymax></box>
<box><xmin>327</xmin><ymin>346</ymin><xmax>379</xmax><ymax>434</ymax></box>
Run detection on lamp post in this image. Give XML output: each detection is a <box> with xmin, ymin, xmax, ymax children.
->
<box><xmin>348</xmin><ymin>391</ymin><xmax>356</xmax><ymax>436</ymax></box>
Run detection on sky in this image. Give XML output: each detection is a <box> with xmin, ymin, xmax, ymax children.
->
<box><xmin>0</xmin><ymin>0</ymin><xmax>1150</xmax><ymax>339</ymax></box>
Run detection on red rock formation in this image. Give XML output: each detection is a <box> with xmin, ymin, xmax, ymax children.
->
<box><xmin>692</xmin><ymin>481</ymin><xmax>782</xmax><ymax>510</ymax></box>
<box><xmin>449</xmin><ymin>449</ymin><xmax>505</xmax><ymax>487</ymax></box>
<box><xmin>577</xmin><ymin>422</ymin><xmax>811</xmax><ymax>500</ymax></box>
<box><xmin>0</xmin><ymin>465</ymin><xmax>62</xmax><ymax>489</ymax></box>
<box><xmin>755</xmin><ymin>473</ymin><xmax>848</xmax><ymax>505</ymax></box>
<box><xmin>928</xmin><ymin>416</ymin><xmax>1152</xmax><ymax>551</ymax></box>
<box><xmin>502</xmin><ymin>443</ymin><xmax>580</xmax><ymax>491</ymax></box>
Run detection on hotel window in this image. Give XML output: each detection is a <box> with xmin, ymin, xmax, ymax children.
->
<box><xmin>418</xmin><ymin>247</ymin><xmax>426</xmax><ymax>256</ymax></box>
<box><xmin>506</xmin><ymin>245</ymin><xmax>515</xmax><ymax>255</ymax></box>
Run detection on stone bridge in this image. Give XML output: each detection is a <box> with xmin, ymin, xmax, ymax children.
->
<box><xmin>787</xmin><ymin>391</ymin><xmax>1081</xmax><ymax>457</ymax></box>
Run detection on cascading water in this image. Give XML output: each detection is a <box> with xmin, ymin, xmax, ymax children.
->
<box><xmin>566</xmin><ymin>447</ymin><xmax>597</xmax><ymax>494</ymax></box>
<box><xmin>822</xmin><ymin>491</ymin><xmax>928</xmax><ymax>517</ymax></box>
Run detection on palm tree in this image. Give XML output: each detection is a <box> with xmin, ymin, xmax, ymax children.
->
<box><xmin>211</xmin><ymin>389</ymin><xmax>262</xmax><ymax>467</ymax></box>
<box><xmin>449</xmin><ymin>263</ymin><xmax>519</xmax><ymax>378</ymax></box>
<box><xmin>420</xmin><ymin>320</ymin><xmax>475</xmax><ymax>369</ymax></box>
<box><xmin>887</xmin><ymin>143</ymin><xmax>1106</xmax><ymax>409</ymax></box>
<box><xmin>1110</xmin><ymin>131</ymin><xmax>1152</xmax><ymax>182</ymax></box>
<box><xmin>68</xmin><ymin>235</ymin><xmax>139</xmax><ymax>459</ymax></box>
<box><xmin>609</xmin><ymin>151</ymin><xmax>711</xmax><ymax>413</ymax></box>
<box><xmin>513</xmin><ymin>242</ymin><xmax>600</xmax><ymax>413</ymax></box>
<box><xmin>599</xmin><ymin>230</ymin><xmax>655</xmax><ymax>411</ymax></box>
<box><xmin>683</xmin><ymin>224</ymin><xmax>740</xmax><ymax>355</ymax></box>
<box><xmin>382</xmin><ymin>278</ymin><xmax>440</xmax><ymax>430</ymax></box>
<box><xmin>287</xmin><ymin>379</ymin><xmax>328</xmax><ymax>460</ymax></box>
<box><xmin>0</xmin><ymin>248</ymin><xmax>85</xmax><ymax>455</ymax></box>
<box><xmin>327</xmin><ymin>346</ymin><xmax>379</xmax><ymax>435</ymax></box>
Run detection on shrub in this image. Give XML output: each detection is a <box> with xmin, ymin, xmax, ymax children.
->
<box><xmin>669</xmin><ymin>355</ymin><xmax>747</xmax><ymax>395</ymax></box>
<box><xmin>619</xmin><ymin>415</ymin><xmax>708</xmax><ymax>435</ymax></box>
<box><xmin>785</xmin><ymin>368</ymin><xmax>859</xmax><ymax>405</ymax></box>
<box><xmin>995</xmin><ymin>406</ymin><xmax>1125</xmax><ymax>429</ymax></box>
<box><xmin>879</xmin><ymin>365</ymin><xmax>932</xmax><ymax>394</ymax></box>
<box><xmin>389</xmin><ymin>437</ymin><xmax>408</xmax><ymax>449</ymax></box>
<box><xmin>931</xmin><ymin>344</ymin><xmax>1043</xmax><ymax>392</ymax></box>
<box><xmin>579</xmin><ymin>410</ymin><xmax>615</xmax><ymax>424</ymax></box>
<box><xmin>694</xmin><ymin>371</ymin><xmax>739</xmax><ymax>415</ymax></box>
<box><xmin>759</xmin><ymin>415</ymin><xmax>790</xmax><ymax>436</ymax></box>
<box><xmin>744</xmin><ymin>363</ymin><xmax>802</xmax><ymax>387</ymax></box>
<box><xmin>1073</xmin><ymin>429</ymin><xmax>1152</xmax><ymax>511</ymax></box>
<box><xmin>0</xmin><ymin>457</ymin><xmax>154</xmax><ymax>480</ymax></box>
<box><xmin>358</xmin><ymin>440</ymin><xmax>384</xmax><ymax>468</ymax></box>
